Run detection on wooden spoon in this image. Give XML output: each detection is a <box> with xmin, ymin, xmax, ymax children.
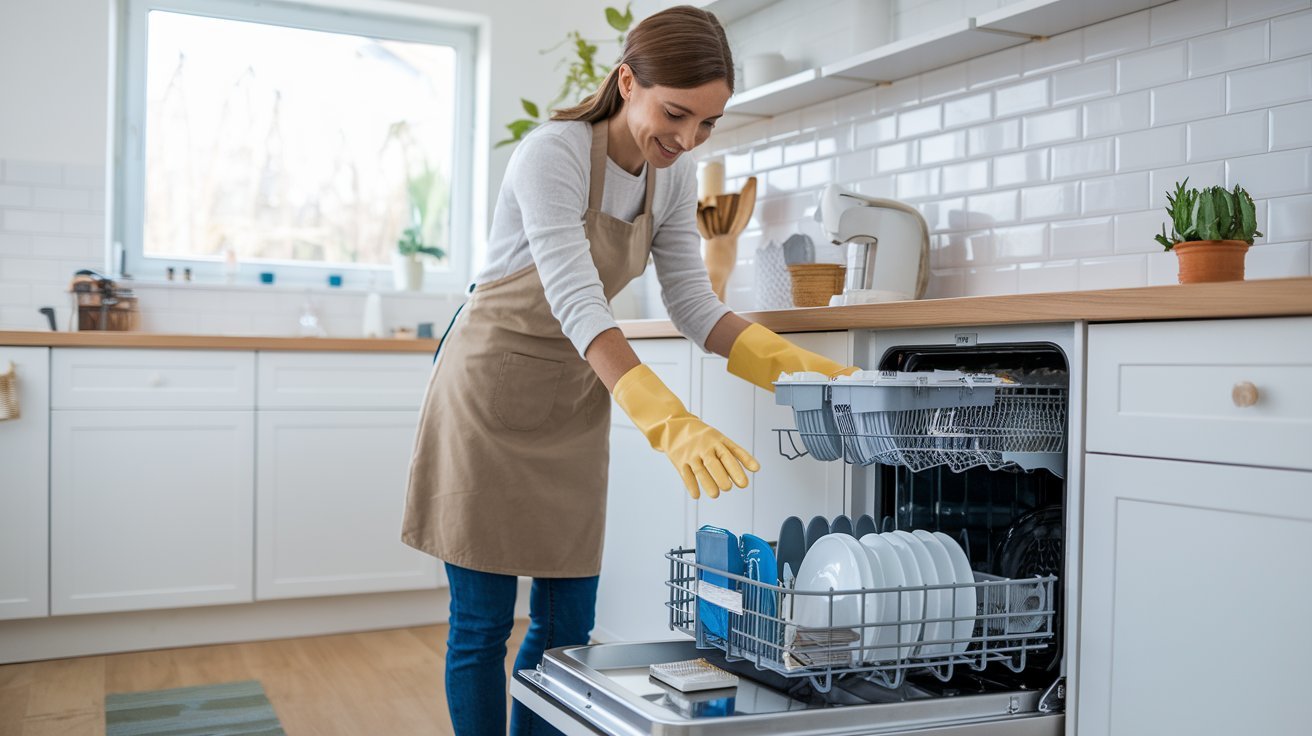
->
<box><xmin>728</xmin><ymin>177</ymin><xmax>758</xmax><ymax>236</ymax></box>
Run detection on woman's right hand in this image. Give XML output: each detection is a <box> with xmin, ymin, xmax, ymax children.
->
<box><xmin>612</xmin><ymin>363</ymin><xmax>759</xmax><ymax>499</ymax></box>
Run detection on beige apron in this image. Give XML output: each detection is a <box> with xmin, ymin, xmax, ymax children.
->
<box><xmin>401</xmin><ymin>121</ymin><xmax>655</xmax><ymax>578</ymax></box>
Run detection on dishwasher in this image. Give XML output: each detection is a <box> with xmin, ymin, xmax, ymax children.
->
<box><xmin>514</xmin><ymin>323</ymin><xmax>1082</xmax><ymax>736</ymax></box>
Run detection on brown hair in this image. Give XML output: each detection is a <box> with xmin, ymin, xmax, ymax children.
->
<box><xmin>552</xmin><ymin>5</ymin><xmax>734</xmax><ymax>123</ymax></box>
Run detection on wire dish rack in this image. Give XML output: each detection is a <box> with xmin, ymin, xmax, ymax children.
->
<box><xmin>775</xmin><ymin>374</ymin><xmax>1068</xmax><ymax>477</ymax></box>
<box><xmin>665</xmin><ymin>547</ymin><xmax>1057</xmax><ymax>692</ymax></box>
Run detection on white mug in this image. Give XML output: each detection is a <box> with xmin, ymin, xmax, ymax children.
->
<box><xmin>743</xmin><ymin>53</ymin><xmax>787</xmax><ymax>89</ymax></box>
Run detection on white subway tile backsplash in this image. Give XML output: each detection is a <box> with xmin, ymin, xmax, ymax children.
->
<box><xmin>993</xmin><ymin>223</ymin><xmax>1048</xmax><ymax>260</ymax></box>
<box><xmin>995</xmin><ymin>78</ymin><xmax>1050</xmax><ymax>117</ymax></box>
<box><xmin>967</xmin><ymin>190</ymin><xmax>1020</xmax><ymax>229</ymax></box>
<box><xmin>1188</xmin><ymin>22</ymin><xmax>1270</xmax><ymax>78</ymax></box>
<box><xmin>1229</xmin><ymin>0</ymin><xmax>1310</xmax><ymax>26</ymax></box>
<box><xmin>1226</xmin><ymin>149</ymin><xmax>1312</xmax><ymax>197</ymax></box>
<box><xmin>919</xmin><ymin>130</ymin><xmax>967</xmax><ymax>164</ymax></box>
<box><xmin>32</xmin><ymin>234</ymin><xmax>96</xmax><ymax>258</ymax></box>
<box><xmin>753</xmin><ymin>144</ymin><xmax>784</xmax><ymax>170</ymax></box>
<box><xmin>968</xmin><ymin>46</ymin><xmax>1023</xmax><ymax>89</ymax></box>
<box><xmin>876</xmin><ymin>140</ymin><xmax>917</xmax><ymax>171</ymax></box>
<box><xmin>1083</xmin><ymin>172</ymin><xmax>1151</xmax><ymax>215</ymax></box>
<box><xmin>1146</xmin><ymin>249</ymin><xmax>1181</xmax><ymax>284</ymax></box>
<box><xmin>0</xmin><ymin>185</ymin><xmax>31</xmax><ymax>208</ymax></box>
<box><xmin>32</xmin><ymin>187</ymin><xmax>91</xmax><ymax>211</ymax></box>
<box><xmin>837</xmin><ymin>149</ymin><xmax>875</xmax><ymax>183</ymax></box>
<box><xmin>943</xmin><ymin>92</ymin><xmax>992</xmax><ymax>128</ymax></box>
<box><xmin>993</xmin><ymin>150</ymin><xmax>1049</xmax><ymax>188</ymax></box>
<box><xmin>921</xmin><ymin>63</ymin><xmax>969</xmax><ymax>101</ymax></box>
<box><xmin>877</xmin><ymin>77</ymin><xmax>921</xmax><ymax>112</ymax></box>
<box><xmin>1246</xmin><ymin>240</ymin><xmax>1311</xmax><ymax>278</ymax></box>
<box><xmin>897</xmin><ymin>105</ymin><xmax>942</xmax><ymax>138</ymax></box>
<box><xmin>1078</xmin><ymin>254</ymin><xmax>1147</xmax><ymax>289</ymax></box>
<box><xmin>896</xmin><ymin>168</ymin><xmax>941</xmax><ymax>199</ymax></box>
<box><xmin>766</xmin><ymin>163</ymin><xmax>799</xmax><ymax>192</ymax></box>
<box><xmin>0</xmin><ymin>233</ymin><xmax>31</xmax><ymax>256</ymax></box>
<box><xmin>61</xmin><ymin>212</ymin><xmax>103</xmax><ymax>237</ymax></box>
<box><xmin>919</xmin><ymin>197</ymin><xmax>968</xmax><ymax>233</ymax></box>
<box><xmin>725</xmin><ymin>151</ymin><xmax>753</xmax><ymax>177</ymax></box>
<box><xmin>836</xmin><ymin>86</ymin><xmax>880</xmax><ymax>121</ymax></box>
<box><xmin>1052</xmin><ymin>61</ymin><xmax>1115</xmax><ymax>105</ymax></box>
<box><xmin>61</xmin><ymin>164</ymin><xmax>102</xmax><ymax>189</ymax></box>
<box><xmin>1113</xmin><ymin>209</ymin><xmax>1170</xmax><ymax>254</ymax></box>
<box><xmin>1227</xmin><ymin>56</ymin><xmax>1312</xmax><ymax>111</ymax></box>
<box><xmin>799</xmin><ymin>158</ymin><xmax>834</xmax><ymax>188</ymax></box>
<box><xmin>854</xmin><ymin>175</ymin><xmax>896</xmax><ymax>199</ymax></box>
<box><xmin>1270</xmin><ymin>9</ymin><xmax>1312</xmax><ymax>59</ymax></box>
<box><xmin>1083</xmin><ymin>91</ymin><xmax>1151</xmax><ymax>137</ymax></box>
<box><xmin>1150</xmin><ymin>75</ymin><xmax>1226</xmax><ymax>126</ymax></box>
<box><xmin>3</xmin><ymin>209</ymin><xmax>62</xmax><ymax>233</ymax></box>
<box><xmin>785</xmin><ymin>136</ymin><xmax>817</xmax><ymax>164</ymax></box>
<box><xmin>2</xmin><ymin>160</ymin><xmax>61</xmax><ymax>186</ymax></box>
<box><xmin>1187</xmin><ymin>110</ymin><xmax>1269</xmax><ymax>160</ymax></box>
<box><xmin>1117</xmin><ymin>43</ymin><xmax>1188</xmax><ymax>93</ymax></box>
<box><xmin>1052</xmin><ymin>139</ymin><xmax>1114</xmax><ymax>179</ymax></box>
<box><xmin>1051</xmin><ymin>216</ymin><xmax>1115</xmax><ymax>258</ymax></box>
<box><xmin>1022</xmin><ymin>108</ymin><xmax>1079</xmax><ymax>147</ymax></box>
<box><xmin>1151</xmin><ymin>0</ymin><xmax>1228</xmax><ymax>45</ymax></box>
<box><xmin>0</xmin><ymin>257</ymin><xmax>65</xmax><ymax>283</ymax></box>
<box><xmin>855</xmin><ymin>115</ymin><xmax>897</xmax><ymax>148</ymax></box>
<box><xmin>0</xmin><ymin>282</ymin><xmax>32</xmax><ymax>306</ymax></box>
<box><xmin>1149</xmin><ymin>161</ymin><xmax>1227</xmax><ymax>206</ymax></box>
<box><xmin>941</xmin><ymin>159</ymin><xmax>991</xmax><ymax>194</ymax></box>
<box><xmin>1116</xmin><ymin>125</ymin><xmax>1187</xmax><ymax>171</ymax></box>
<box><xmin>1018</xmin><ymin>259</ymin><xmax>1079</xmax><ymax>292</ymax></box>
<box><xmin>969</xmin><ymin>118</ymin><xmax>1021</xmax><ymax>155</ymax></box>
<box><xmin>1022</xmin><ymin>30</ymin><xmax>1083</xmax><ymax>76</ymax></box>
<box><xmin>1021</xmin><ymin>182</ymin><xmax>1081</xmax><ymax>220</ymax></box>
<box><xmin>964</xmin><ymin>264</ymin><xmax>1019</xmax><ymax>295</ymax></box>
<box><xmin>1085</xmin><ymin>10</ymin><xmax>1151</xmax><ymax>62</ymax></box>
<box><xmin>1270</xmin><ymin>100</ymin><xmax>1312</xmax><ymax>150</ymax></box>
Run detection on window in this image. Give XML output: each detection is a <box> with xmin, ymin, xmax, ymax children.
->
<box><xmin>115</xmin><ymin>0</ymin><xmax>476</xmax><ymax>289</ymax></box>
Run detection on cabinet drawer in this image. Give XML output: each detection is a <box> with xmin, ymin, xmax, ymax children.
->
<box><xmin>256</xmin><ymin>351</ymin><xmax>433</xmax><ymax>409</ymax></box>
<box><xmin>52</xmin><ymin>349</ymin><xmax>254</xmax><ymax>409</ymax></box>
<box><xmin>1087</xmin><ymin>316</ymin><xmax>1312</xmax><ymax>470</ymax></box>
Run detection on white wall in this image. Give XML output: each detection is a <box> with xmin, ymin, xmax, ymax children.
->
<box><xmin>0</xmin><ymin>0</ymin><xmax>614</xmax><ymax>333</ymax></box>
<box><xmin>694</xmin><ymin>0</ymin><xmax>1312</xmax><ymax>309</ymax></box>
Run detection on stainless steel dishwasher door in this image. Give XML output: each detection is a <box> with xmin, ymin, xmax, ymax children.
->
<box><xmin>511</xmin><ymin>640</ymin><xmax>1063</xmax><ymax>736</ymax></box>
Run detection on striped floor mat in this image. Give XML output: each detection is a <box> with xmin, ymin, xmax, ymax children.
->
<box><xmin>105</xmin><ymin>680</ymin><xmax>285</xmax><ymax>736</ymax></box>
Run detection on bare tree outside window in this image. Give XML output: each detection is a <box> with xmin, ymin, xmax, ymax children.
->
<box><xmin>142</xmin><ymin>10</ymin><xmax>456</xmax><ymax>270</ymax></box>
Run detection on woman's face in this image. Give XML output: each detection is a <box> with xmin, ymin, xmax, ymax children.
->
<box><xmin>618</xmin><ymin>64</ymin><xmax>731</xmax><ymax>169</ymax></box>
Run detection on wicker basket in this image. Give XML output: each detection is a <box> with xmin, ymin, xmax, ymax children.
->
<box><xmin>787</xmin><ymin>264</ymin><xmax>845</xmax><ymax>307</ymax></box>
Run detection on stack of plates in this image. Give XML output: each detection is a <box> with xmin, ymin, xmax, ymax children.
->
<box><xmin>787</xmin><ymin>528</ymin><xmax>977</xmax><ymax>665</ymax></box>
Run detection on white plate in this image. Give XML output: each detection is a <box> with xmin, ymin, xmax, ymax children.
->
<box><xmin>877</xmin><ymin>532</ymin><xmax>925</xmax><ymax>659</ymax></box>
<box><xmin>836</xmin><ymin>534</ymin><xmax>884</xmax><ymax>662</ymax></box>
<box><xmin>910</xmin><ymin>530</ymin><xmax>962</xmax><ymax>658</ymax></box>
<box><xmin>891</xmin><ymin>530</ymin><xmax>948</xmax><ymax>657</ymax></box>
<box><xmin>858</xmin><ymin>533</ymin><xmax>906</xmax><ymax>663</ymax></box>
<box><xmin>790</xmin><ymin>534</ymin><xmax>866</xmax><ymax>639</ymax></box>
<box><xmin>932</xmin><ymin>531</ymin><xmax>978</xmax><ymax>656</ymax></box>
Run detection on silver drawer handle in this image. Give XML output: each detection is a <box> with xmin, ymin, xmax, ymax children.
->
<box><xmin>1232</xmin><ymin>381</ymin><xmax>1258</xmax><ymax>408</ymax></box>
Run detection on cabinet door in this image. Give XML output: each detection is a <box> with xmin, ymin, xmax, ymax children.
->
<box><xmin>0</xmin><ymin>347</ymin><xmax>49</xmax><ymax>620</ymax></box>
<box><xmin>751</xmin><ymin>332</ymin><xmax>848</xmax><ymax>541</ymax></box>
<box><xmin>595</xmin><ymin>338</ymin><xmax>691</xmax><ymax>643</ymax></box>
<box><xmin>50</xmin><ymin>411</ymin><xmax>255</xmax><ymax>615</ymax></box>
<box><xmin>689</xmin><ymin>349</ymin><xmax>755</xmax><ymax>535</ymax></box>
<box><xmin>255</xmin><ymin>410</ymin><xmax>439</xmax><ymax>599</ymax></box>
<box><xmin>1079</xmin><ymin>453</ymin><xmax>1312</xmax><ymax>736</ymax></box>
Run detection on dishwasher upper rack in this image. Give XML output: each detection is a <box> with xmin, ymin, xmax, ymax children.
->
<box><xmin>774</xmin><ymin>379</ymin><xmax>1068</xmax><ymax>477</ymax></box>
<box><xmin>664</xmin><ymin>547</ymin><xmax>1057</xmax><ymax>693</ymax></box>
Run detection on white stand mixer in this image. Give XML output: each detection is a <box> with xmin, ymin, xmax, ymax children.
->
<box><xmin>815</xmin><ymin>184</ymin><xmax>931</xmax><ymax>305</ymax></box>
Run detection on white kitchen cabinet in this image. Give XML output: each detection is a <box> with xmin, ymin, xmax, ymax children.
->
<box><xmin>595</xmin><ymin>338</ymin><xmax>692</xmax><ymax>643</ymax></box>
<box><xmin>689</xmin><ymin>349</ymin><xmax>756</xmax><ymax>535</ymax></box>
<box><xmin>255</xmin><ymin>351</ymin><xmax>433</xmax><ymax>409</ymax></box>
<box><xmin>255</xmin><ymin>410</ymin><xmax>440</xmax><ymax>599</ymax></box>
<box><xmin>51</xmin><ymin>348</ymin><xmax>255</xmax><ymax>410</ymax></box>
<box><xmin>0</xmin><ymin>347</ymin><xmax>50</xmax><ymax>621</ymax></box>
<box><xmin>49</xmin><ymin>410</ymin><xmax>255</xmax><ymax>615</ymax></box>
<box><xmin>1078</xmin><ymin>454</ymin><xmax>1312</xmax><ymax>736</ymax></box>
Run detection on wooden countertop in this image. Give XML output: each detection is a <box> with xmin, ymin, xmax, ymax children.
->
<box><xmin>2</xmin><ymin>278</ymin><xmax>1309</xmax><ymax>350</ymax></box>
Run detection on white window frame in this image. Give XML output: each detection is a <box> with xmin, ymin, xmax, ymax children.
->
<box><xmin>113</xmin><ymin>0</ymin><xmax>478</xmax><ymax>292</ymax></box>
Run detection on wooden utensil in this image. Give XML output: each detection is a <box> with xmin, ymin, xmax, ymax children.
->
<box><xmin>701</xmin><ymin>177</ymin><xmax>759</xmax><ymax>302</ymax></box>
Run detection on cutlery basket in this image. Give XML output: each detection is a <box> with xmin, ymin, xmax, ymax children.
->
<box><xmin>665</xmin><ymin>547</ymin><xmax>1057</xmax><ymax>692</ymax></box>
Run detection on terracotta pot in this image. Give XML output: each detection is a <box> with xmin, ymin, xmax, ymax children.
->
<box><xmin>1172</xmin><ymin>240</ymin><xmax>1249</xmax><ymax>284</ymax></box>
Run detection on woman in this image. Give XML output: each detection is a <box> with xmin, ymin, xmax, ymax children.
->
<box><xmin>402</xmin><ymin>6</ymin><xmax>854</xmax><ymax>734</ymax></box>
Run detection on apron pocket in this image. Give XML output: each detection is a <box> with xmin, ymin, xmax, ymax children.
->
<box><xmin>493</xmin><ymin>352</ymin><xmax>564</xmax><ymax>431</ymax></box>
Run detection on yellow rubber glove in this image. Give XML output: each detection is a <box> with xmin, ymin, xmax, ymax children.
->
<box><xmin>612</xmin><ymin>364</ymin><xmax>760</xmax><ymax>500</ymax></box>
<box><xmin>727</xmin><ymin>322</ymin><xmax>858</xmax><ymax>392</ymax></box>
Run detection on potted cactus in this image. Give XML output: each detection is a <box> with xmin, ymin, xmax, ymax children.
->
<box><xmin>1155</xmin><ymin>179</ymin><xmax>1262</xmax><ymax>283</ymax></box>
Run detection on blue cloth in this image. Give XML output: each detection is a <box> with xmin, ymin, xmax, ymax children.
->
<box><xmin>444</xmin><ymin>562</ymin><xmax>600</xmax><ymax>736</ymax></box>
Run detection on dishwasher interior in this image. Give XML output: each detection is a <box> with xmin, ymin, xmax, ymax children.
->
<box><xmin>515</xmin><ymin>325</ymin><xmax>1077</xmax><ymax>736</ymax></box>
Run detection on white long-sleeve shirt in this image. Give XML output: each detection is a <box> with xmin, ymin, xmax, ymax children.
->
<box><xmin>475</xmin><ymin>120</ymin><xmax>731</xmax><ymax>357</ymax></box>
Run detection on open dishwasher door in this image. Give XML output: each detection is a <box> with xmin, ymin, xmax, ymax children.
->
<box><xmin>512</xmin><ymin>640</ymin><xmax>1063</xmax><ymax>736</ymax></box>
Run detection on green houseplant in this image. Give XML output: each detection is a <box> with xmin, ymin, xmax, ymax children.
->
<box><xmin>495</xmin><ymin>4</ymin><xmax>633</xmax><ymax>148</ymax></box>
<box><xmin>1154</xmin><ymin>179</ymin><xmax>1263</xmax><ymax>284</ymax></box>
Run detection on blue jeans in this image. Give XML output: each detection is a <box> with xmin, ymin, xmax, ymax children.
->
<box><xmin>444</xmin><ymin>562</ymin><xmax>599</xmax><ymax>736</ymax></box>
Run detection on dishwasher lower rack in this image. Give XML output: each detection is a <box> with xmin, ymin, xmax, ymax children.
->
<box><xmin>775</xmin><ymin>381</ymin><xmax>1068</xmax><ymax>477</ymax></box>
<box><xmin>665</xmin><ymin>547</ymin><xmax>1057</xmax><ymax>692</ymax></box>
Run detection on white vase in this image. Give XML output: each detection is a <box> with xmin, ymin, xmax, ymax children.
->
<box><xmin>392</xmin><ymin>252</ymin><xmax>424</xmax><ymax>291</ymax></box>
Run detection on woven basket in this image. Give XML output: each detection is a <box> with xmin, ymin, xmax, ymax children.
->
<box><xmin>787</xmin><ymin>264</ymin><xmax>845</xmax><ymax>307</ymax></box>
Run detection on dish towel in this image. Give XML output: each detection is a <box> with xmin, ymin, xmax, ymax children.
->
<box><xmin>755</xmin><ymin>240</ymin><xmax>793</xmax><ymax>310</ymax></box>
<box><xmin>0</xmin><ymin>361</ymin><xmax>18</xmax><ymax>421</ymax></box>
<box><xmin>105</xmin><ymin>680</ymin><xmax>285</xmax><ymax>736</ymax></box>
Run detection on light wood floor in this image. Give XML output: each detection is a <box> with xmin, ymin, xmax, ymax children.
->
<box><xmin>0</xmin><ymin>620</ymin><xmax>530</xmax><ymax>736</ymax></box>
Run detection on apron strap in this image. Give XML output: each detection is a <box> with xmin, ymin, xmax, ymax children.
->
<box><xmin>588</xmin><ymin>121</ymin><xmax>608</xmax><ymax>211</ymax></box>
<box><xmin>642</xmin><ymin>157</ymin><xmax>656</xmax><ymax>216</ymax></box>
